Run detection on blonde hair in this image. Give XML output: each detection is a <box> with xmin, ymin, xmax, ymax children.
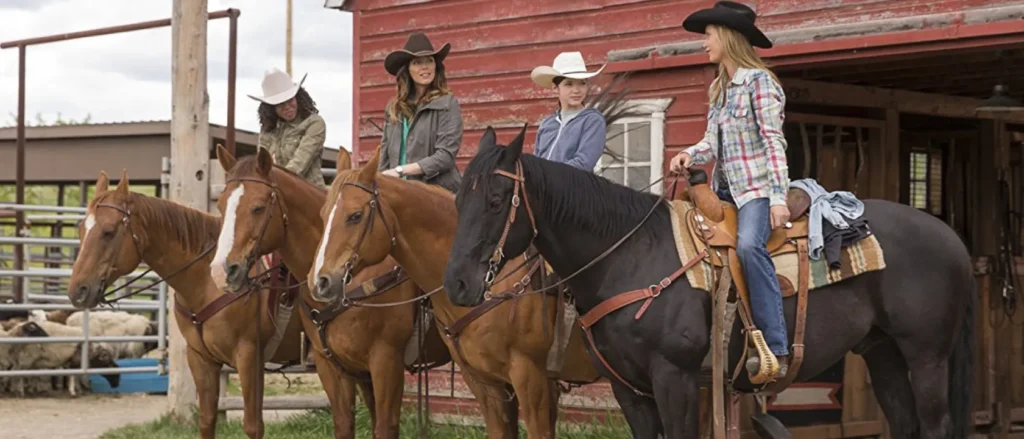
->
<box><xmin>707</xmin><ymin>24</ymin><xmax>780</xmax><ymax>106</ymax></box>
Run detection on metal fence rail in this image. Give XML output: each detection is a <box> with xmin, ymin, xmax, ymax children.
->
<box><xmin>1</xmin><ymin>204</ymin><xmax>169</xmax><ymax>382</ymax></box>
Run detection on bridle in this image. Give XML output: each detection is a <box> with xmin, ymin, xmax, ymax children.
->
<box><xmin>91</xmin><ymin>201</ymin><xmax>215</xmax><ymax>305</ymax></box>
<box><xmin>333</xmin><ymin>178</ymin><xmax>397</xmax><ymax>291</ymax></box>
<box><xmin>484</xmin><ymin>160</ymin><xmax>537</xmax><ymax>286</ymax></box>
<box><xmin>223</xmin><ymin>174</ymin><xmax>291</xmax><ymax>287</ymax></box>
<box><xmin>478</xmin><ymin>158</ymin><xmax>665</xmax><ymax>298</ymax></box>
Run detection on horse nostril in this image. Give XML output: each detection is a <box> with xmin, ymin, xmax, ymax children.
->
<box><xmin>78</xmin><ymin>285</ymin><xmax>90</xmax><ymax>297</ymax></box>
<box><xmin>226</xmin><ymin>263</ymin><xmax>241</xmax><ymax>279</ymax></box>
<box><xmin>317</xmin><ymin>276</ymin><xmax>331</xmax><ymax>295</ymax></box>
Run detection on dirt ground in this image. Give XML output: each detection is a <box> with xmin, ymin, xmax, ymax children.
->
<box><xmin>0</xmin><ymin>393</ymin><xmax>167</xmax><ymax>439</ymax></box>
<box><xmin>0</xmin><ymin>375</ymin><xmax>320</xmax><ymax>439</ymax></box>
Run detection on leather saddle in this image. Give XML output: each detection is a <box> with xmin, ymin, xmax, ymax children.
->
<box><xmin>680</xmin><ymin>168</ymin><xmax>813</xmax><ymax>389</ymax></box>
<box><xmin>680</xmin><ymin>169</ymin><xmax>811</xmax><ymax>267</ymax></box>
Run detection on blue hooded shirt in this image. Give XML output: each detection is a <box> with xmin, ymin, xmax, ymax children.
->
<box><xmin>532</xmin><ymin>107</ymin><xmax>606</xmax><ymax>171</ymax></box>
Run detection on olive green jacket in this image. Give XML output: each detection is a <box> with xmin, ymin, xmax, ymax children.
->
<box><xmin>258</xmin><ymin>113</ymin><xmax>327</xmax><ymax>189</ymax></box>
<box><xmin>378</xmin><ymin>94</ymin><xmax>463</xmax><ymax>193</ymax></box>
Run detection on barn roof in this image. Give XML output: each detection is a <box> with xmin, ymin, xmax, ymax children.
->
<box><xmin>607</xmin><ymin>5</ymin><xmax>1024</xmax><ymax>63</ymax></box>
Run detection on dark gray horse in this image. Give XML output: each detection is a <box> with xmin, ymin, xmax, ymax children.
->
<box><xmin>443</xmin><ymin>125</ymin><xmax>975</xmax><ymax>439</ymax></box>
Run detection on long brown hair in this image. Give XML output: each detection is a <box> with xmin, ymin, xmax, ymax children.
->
<box><xmin>385</xmin><ymin>60</ymin><xmax>451</xmax><ymax>123</ymax></box>
<box><xmin>258</xmin><ymin>88</ymin><xmax>319</xmax><ymax>133</ymax></box>
<box><xmin>707</xmin><ymin>24</ymin><xmax>780</xmax><ymax>106</ymax></box>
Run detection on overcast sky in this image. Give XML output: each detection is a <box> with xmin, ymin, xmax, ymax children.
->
<box><xmin>0</xmin><ymin>0</ymin><xmax>353</xmax><ymax>151</ymax></box>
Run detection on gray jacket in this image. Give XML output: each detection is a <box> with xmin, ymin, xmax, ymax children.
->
<box><xmin>378</xmin><ymin>93</ymin><xmax>464</xmax><ymax>193</ymax></box>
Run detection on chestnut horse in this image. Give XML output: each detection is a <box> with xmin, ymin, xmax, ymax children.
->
<box><xmin>67</xmin><ymin>171</ymin><xmax>304</xmax><ymax>438</ymax></box>
<box><xmin>310</xmin><ymin>150</ymin><xmax>603</xmax><ymax>438</ymax></box>
<box><xmin>209</xmin><ymin>146</ymin><xmax>451</xmax><ymax>439</ymax></box>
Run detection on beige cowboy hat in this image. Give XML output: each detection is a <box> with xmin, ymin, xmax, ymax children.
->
<box><xmin>530</xmin><ymin>51</ymin><xmax>606</xmax><ymax>88</ymax></box>
<box><xmin>384</xmin><ymin>32</ymin><xmax>451</xmax><ymax>76</ymax></box>
<box><xmin>247</xmin><ymin>68</ymin><xmax>308</xmax><ymax>105</ymax></box>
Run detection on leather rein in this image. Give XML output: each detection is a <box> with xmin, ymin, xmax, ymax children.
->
<box><xmin>484</xmin><ymin>160</ymin><xmax>706</xmax><ymax>397</ymax></box>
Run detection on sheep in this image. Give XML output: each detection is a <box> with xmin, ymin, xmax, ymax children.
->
<box><xmin>3</xmin><ymin>320</ymin><xmax>121</xmax><ymax>395</ymax></box>
<box><xmin>64</xmin><ymin>310</ymin><xmax>156</xmax><ymax>359</ymax></box>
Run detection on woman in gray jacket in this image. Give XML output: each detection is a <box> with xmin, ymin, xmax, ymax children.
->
<box><xmin>378</xmin><ymin>32</ymin><xmax>464</xmax><ymax>193</ymax></box>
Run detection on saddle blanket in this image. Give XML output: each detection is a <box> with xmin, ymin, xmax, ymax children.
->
<box><xmin>666</xmin><ymin>200</ymin><xmax>886</xmax><ymax>294</ymax></box>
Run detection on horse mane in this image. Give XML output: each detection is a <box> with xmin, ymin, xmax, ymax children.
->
<box><xmin>330</xmin><ymin>168</ymin><xmax>458</xmax><ymax>218</ymax></box>
<box><xmin>466</xmin><ymin>143</ymin><xmax>662</xmax><ymax>240</ymax></box>
<box><xmin>92</xmin><ymin>191</ymin><xmax>222</xmax><ymax>255</ymax></box>
<box><xmin>230</xmin><ymin>155</ymin><xmax>328</xmax><ymax>196</ymax></box>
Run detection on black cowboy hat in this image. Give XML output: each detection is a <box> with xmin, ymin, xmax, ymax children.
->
<box><xmin>682</xmin><ymin>1</ymin><xmax>772</xmax><ymax>49</ymax></box>
<box><xmin>384</xmin><ymin>32</ymin><xmax>451</xmax><ymax>76</ymax></box>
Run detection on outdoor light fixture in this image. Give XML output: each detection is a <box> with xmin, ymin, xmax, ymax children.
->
<box><xmin>975</xmin><ymin>84</ymin><xmax>1024</xmax><ymax>112</ymax></box>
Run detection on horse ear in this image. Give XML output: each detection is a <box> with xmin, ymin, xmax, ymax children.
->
<box><xmin>216</xmin><ymin>143</ymin><xmax>237</xmax><ymax>172</ymax></box>
<box><xmin>501</xmin><ymin>123</ymin><xmax>527</xmax><ymax>166</ymax></box>
<box><xmin>256</xmin><ymin>146</ymin><xmax>273</xmax><ymax>175</ymax></box>
<box><xmin>115</xmin><ymin>169</ymin><xmax>130</xmax><ymax>195</ymax></box>
<box><xmin>478</xmin><ymin>126</ymin><xmax>498</xmax><ymax>154</ymax></box>
<box><xmin>359</xmin><ymin>146</ymin><xmax>382</xmax><ymax>183</ymax></box>
<box><xmin>95</xmin><ymin>171</ymin><xmax>110</xmax><ymax>194</ymax></box>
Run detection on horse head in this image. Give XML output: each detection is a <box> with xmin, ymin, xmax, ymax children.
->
<box><xmin>210</xmin><ymin>145</ymin><xmax>289</xmax><ymax>293</ymax></box>
<box><xmin>308</xmin><ymin>147</ymin><xmax>400</xmax><ymax>303</ymax></box>
<box><xmin>68</xmin><ymin>170</ymin><xmax>146</xmax><ymax>309</ymax></box>
<box><xmin>443</xmin><ymin>124</ymin><xmax>534</xmax><ymax>307</ymax></box>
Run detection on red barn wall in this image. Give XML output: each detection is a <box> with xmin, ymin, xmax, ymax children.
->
<box><xmin>351</xmin><ymin>0</ymin><xmax>1021</xmax><ymax>166</ymax></box>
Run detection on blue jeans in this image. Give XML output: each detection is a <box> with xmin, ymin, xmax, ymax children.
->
<box><xmin>716</xmin><ymin>189</ymin><xmax>789</xmax><ymax>356</ymax></box>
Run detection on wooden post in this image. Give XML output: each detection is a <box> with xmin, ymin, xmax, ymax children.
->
<box><xmin>168</xmin><ymin>0</ymin><xmax>209</xmax><ymax>421</ymax></box>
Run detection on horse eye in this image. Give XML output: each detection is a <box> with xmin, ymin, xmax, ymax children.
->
<box><xmin>102</xmin><ymin>229</ymin><xmax>116</xmax><ymax>239</ymax></box>
<box><xmin>252</xmin><ymin>205</ymin><xmax>266</xmax><ymax>214</ymax></box>
<box><xmin>488</xmin><ymin>195</ymin><xmax>503</xmax><ymax>211</ymax></box>
<box><xmin>347</xmin><ymin>211</ymin><xmax>363</xmax><ymax>224</ymax></box>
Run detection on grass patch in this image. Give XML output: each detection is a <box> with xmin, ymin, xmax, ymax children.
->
<box><xmin>100</xmin><ymin>405</ymin><xmax>631</xmax><ymax>438</ymax></box>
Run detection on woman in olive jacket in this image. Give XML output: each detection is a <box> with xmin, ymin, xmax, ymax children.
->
<box><xmin>378</xmin><ymin>32</ymin><xmax>464</xmax><ymax>193</ymax></box>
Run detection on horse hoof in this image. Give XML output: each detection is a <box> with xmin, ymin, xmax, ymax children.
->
<box><xmin>746</xmin><ymin>356</ymin><xmax>761</xmax><ymax>375</ymax></box>
<box><xmin>751</xmin><ymin>413</ymin><xmax>791</xmax><ymax>439</ymax></box>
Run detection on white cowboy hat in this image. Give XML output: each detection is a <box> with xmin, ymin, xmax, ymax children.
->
<box><xmin>530</xmin><ymin>51</ymin><xmax>606</xmax><ymax>88</ymax></box>
<box><xmin>247</xmin><ymin>68</ymin><xmax>308</xmax><ymax>105</ymax></box>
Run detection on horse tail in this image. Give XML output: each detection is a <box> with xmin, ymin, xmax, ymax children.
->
<box><xmin>949</xmin><ymin>273</ymin><xmax>976</xmax><ymax>438</ymax></box>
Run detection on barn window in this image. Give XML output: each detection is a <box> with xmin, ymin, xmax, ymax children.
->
<box><xmin>595</xmin><ymin>98</ymin><xmax>672</xmax><ymax>195</ymax></box>
<box><xmin>908</xmin><ymin>146</ymin><xmax>944</xmax><ymax>216</ymax></box>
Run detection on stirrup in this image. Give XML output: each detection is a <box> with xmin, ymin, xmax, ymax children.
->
<box><xmin>746</xmin><ymin>329</ymin><xmax>780</xmax><ymax>384</ymax></box>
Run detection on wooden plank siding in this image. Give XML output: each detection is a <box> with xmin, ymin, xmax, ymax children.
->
<box><xmin>351</xmin><ymin>0</ymin><xmax>1024</xmax><ymax>164</ymax></box>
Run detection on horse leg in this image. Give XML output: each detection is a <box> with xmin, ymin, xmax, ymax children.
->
<box><xmin>186</xmin><ymin>348</ymin><xmax>222</xmax><ymax>439</ymax></box>
<box><xmin>650</xmin><ymin>356</ymin><xmax>701</xmax><ymax>439</ymax></box>
<box><xmin>861</xmin><ymin>339</ymin><xmax>919</xmax><ymax>438</ymax></box>
<box><xmin>462</xmin><ymin>376</ymin><xmax>519</xmax><ymax>438</ymax></box>
<box><xmin>609</xmin><ymin>381</ymin><xmax>663</xmax><ymax>439</ymax></box>
<box><xmin>311</xmin><ymin>352</ymin><xmax>358</xmax><ymax>439</ymax></box>
<box><xmin>508</xmin><ymin>352</ymin><xmax>555</xmax><ymax>438</ymax></box>
<box><xmin>235</xmin><ymin>342</ymin><xmax>266</xmax><ymax>438</ymax></box>
<box><xmin>367</xmin><ymin>346</ymin><xmax>405</xmax><ymax>439</ymax></box>
<box><xmin>904</xmin><ymin>355</ymin><xmax>953</xmax><ymax>439</ymax></box>
<box><xmin>356</xmin><ymin>380</ymin><xmax>377</xmax><ymax>433</ymax></box>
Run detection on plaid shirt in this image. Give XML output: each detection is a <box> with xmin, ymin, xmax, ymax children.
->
<box><xmin>684</xmin><ymin>67</ymin><xmax>789</xmax><ymax>209</ymax></box>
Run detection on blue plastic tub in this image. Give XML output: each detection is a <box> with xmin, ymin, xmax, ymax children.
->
<box><xmin>88</xmin><ymin>358</ymin><xmax>168</xmax><ymax>394</ymax></box>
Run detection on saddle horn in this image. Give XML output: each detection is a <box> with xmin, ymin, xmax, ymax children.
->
<box><xmin>686</xmin><ymin>168</ymin><xmax>725</xmax><ymax>223</ymax></box>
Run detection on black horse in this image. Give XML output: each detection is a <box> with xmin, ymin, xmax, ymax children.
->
<box><xmin>443</xmin><ymin>125</ymin><xmax>975</xmax><ymax>439</ymax></box>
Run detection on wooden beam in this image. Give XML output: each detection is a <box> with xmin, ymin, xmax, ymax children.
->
<box><xmin>787</xmin><ymin>113</ymin><xmax>886</xmax><ymax>130</ymax></box>
<box><xmin>168</xmin><ymin>0</ymin><xmax>208</xmax><ymax>421</ymax></box>
<box><xmin>783</xmin><ymin>78</ymin><xmax>1024</xmax><ymax>124</ymax></box>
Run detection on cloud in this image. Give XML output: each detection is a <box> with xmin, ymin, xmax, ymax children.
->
<box><xmin>0</xmin><ymin>0</ymin><xmax>354</xmax><ymax>150</ymax></box>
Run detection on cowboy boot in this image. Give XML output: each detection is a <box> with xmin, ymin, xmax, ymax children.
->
<box><xmin>687</xmin><ymin>168</ymin><xmax>725</xmax><ymax>222</ymax></box>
